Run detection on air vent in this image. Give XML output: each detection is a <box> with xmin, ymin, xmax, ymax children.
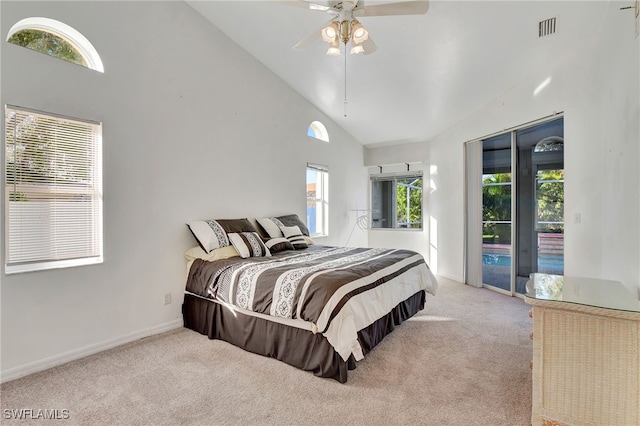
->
<box><xmin>539</xmin><ymin>17</ymin><xmax>557</xmax><ymax>37</ymax></box>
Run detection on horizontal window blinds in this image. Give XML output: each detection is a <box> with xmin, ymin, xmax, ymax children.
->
<box><xmin>5</xmin><ymin>106</ymin><xmax>103</xmax><ymax>272</ymax></box>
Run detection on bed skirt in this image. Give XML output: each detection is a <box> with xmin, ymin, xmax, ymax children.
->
<box><xmin>182</xmin><ymin>290</ymin><xmax>425</xmax><ymax>382</ymax></box>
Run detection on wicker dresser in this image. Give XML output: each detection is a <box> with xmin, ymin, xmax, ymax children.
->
<box><xmin>524</xmin><ymin>274</ymin><xmax>640</xmax><ymax>426</ymax></box>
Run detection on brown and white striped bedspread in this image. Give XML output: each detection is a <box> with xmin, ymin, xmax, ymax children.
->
<box><xmin>185</xmin><ymin>245</ymin><xmax>438</xmax><ymax>361</ymax></box>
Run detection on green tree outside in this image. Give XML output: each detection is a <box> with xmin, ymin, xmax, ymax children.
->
<box><xmin>536</xmin><ymin>169</ymin><xmax>564</xmax><ymax>233</ymax></box>
<box><xmin>396</xmin><ymin>178</ymin><xmax>422</xmax><ymax>228</ymax></box>
<box><xmin>483</xmin><ymin>173</ymin><xmax>512</xmax><ymax>243</ymax></box>
<box><xmin>6</xmin><ymin>110</ymin><xmax>95</xmax><ymax>202</ymax></box>
<box><xmin>8</xmin><ymin>29</ymin><xmax>86</xmax><ymax>67</ymax></box>
<box><xmin>482</xmin><ymin>170</ymin><xmax>564</xmax><ymax>243</ymax></box>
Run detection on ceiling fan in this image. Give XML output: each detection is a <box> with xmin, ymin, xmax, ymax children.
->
<box><xmin>290</xmin><ymin>0</ymin><xmax>429</xmax><ymax>55</ymax></box>
<box><xmin>286</xmin><ymin>1</ymin><xmax>429</xmax><ymax>117</ymax></box>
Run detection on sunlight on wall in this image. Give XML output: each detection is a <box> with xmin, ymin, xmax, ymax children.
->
<box><xmin>430</xmin><ymin>215</ymin><xmax>438</xmax><ymax>273</ymax></box>
<box><xmin>533</xmin><ymin>76</ymin><xmax>551</xmax><ymax>96</ymax></box>
<box><xmin>429</xmin><ymin>164</ymin><xmax>438</xmax><ymax>193</ymax></box>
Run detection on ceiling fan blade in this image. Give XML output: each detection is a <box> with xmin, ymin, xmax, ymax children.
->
<box><xmin>362</xmin><ymin>37</ymin><xmax>377</xmax><ymax>55</ymax></box>
<box><xmin>358</xmin><ymin>1</ymin><xmax>429</xmax><ymax>17</ymax></box>
<box><xmin>292</xmin><ymin>18</ymin><xmax>335</xmax><ymax>51</ymax></box>
<box><xmin>300</xmin><ymin>0</ymin><xmax>333</xmax><ymax>12</ymax></box>
<box><xmin>273</xmin><ymin>0</ymin><xmax>331</xmax><ymax>12</ymax></box>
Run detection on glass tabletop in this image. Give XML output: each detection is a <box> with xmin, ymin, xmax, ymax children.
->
<box><xmin>525</xmin><ymin>273</ymin><xmax>640</xmax><ymax>313</ymax></box>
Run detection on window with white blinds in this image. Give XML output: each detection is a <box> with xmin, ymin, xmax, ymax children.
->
<box><xmin>4</xmin><ymin>106</ymin><xmax>103</xmax><ymax>273</ymax></box>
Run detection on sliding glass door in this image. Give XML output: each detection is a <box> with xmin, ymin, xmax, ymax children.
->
<box><xmin>470</xmin><ymin>117</ymin><xmax>564</xmax><ymax>295</ymax></box>
<box><xmin>482</xmin><ymin>133</ymin><xmax>513</xmax><ymax>291</ymax></box>
<box><xmin>514</xmin><ymin>119</ymin><xmax>564</xmax><ymax>294</ymax></box>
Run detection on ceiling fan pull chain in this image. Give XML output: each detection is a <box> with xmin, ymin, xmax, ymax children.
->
<box><xmin>344</xmin><ymin>43</ymin><xmax>348</xmax><ymax>117</ymax></box>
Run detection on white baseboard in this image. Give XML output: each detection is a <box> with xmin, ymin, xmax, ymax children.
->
<box><xmin>435</xmin><ymin>272</ymin><xmax>463</xmax><ymax>283</ymax></box>
<box><xmin>1</xmin><ymin>318</ymin><xmax>183</xmax><ymax>384</ymax></box>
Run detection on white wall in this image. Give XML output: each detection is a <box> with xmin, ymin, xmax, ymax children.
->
<box><xmin>364</xmin><ymin>134</ymin><xmax>464</xmax><ymax>281</ymax></box>
<box><xmin>0</xmin><ymin>1</ymin><xmax>367</xmax><ymax>381</ymax></box>
<box><xmin>596</xmin><ymin>4</ymin><xmax>640</xmax><ymax>297</ymax></box>
<box><xmin>366</xmin><ymin>1</ymin><xmax>640</xmax><ymax>291</ymax></box>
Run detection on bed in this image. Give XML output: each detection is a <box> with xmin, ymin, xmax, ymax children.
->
<box><xmin>182</xmin><ymin>216</ymin><xmax>438</xmax><ymax>382</ymax></box>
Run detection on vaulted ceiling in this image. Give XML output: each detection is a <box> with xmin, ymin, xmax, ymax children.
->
<box><xmin>185</xmin><ymin>1</ymin><xmax>610</xmax><ymax>146</ymax></box>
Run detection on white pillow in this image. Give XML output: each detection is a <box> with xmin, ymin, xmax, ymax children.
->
<box><xmin>228</xmin><ymin>232</ymin><xmax>272</xmax><ymax>259</ymax></box>
<box><xmin>186</xmin><ymin>220</ymin><xmax>229</xmax><ymax>253</ymax></box>
<box><xmin>279</xmin><ymin>225</ymin><xmax>308</xmax><ymax>250</ymax></box>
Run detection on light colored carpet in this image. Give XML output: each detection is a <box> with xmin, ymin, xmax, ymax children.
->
<box><xmin>1</xmin><ymin>277</ymin><xmax>533</xmax><ymax>425</ymax></box>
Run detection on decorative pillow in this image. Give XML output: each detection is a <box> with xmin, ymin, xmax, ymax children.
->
<box><xmin>303</xmin><ymin>236</ymin><xmax>315</xmax><ymax>245</ymax></box>
<box><xmin>256</xmin><ymin>217</ymin><xmax>284</xmax><ymax>239</ymax></box>
<box><xmin>215</xmin><ymin>218</ymin><xmax>258</xmax><ymax>234</ymax></box>
<box><xmin>276</xmin><ymin>214</ymin><xmax>310</xmax><ymax>237</ymax></box>
<box><xmin>184</xmin><ymin>245</ymin><xmax>239</xmax><ymax>262</ymax></box>
<box><xmin>186</xmin><ymin>220</ymin><xmax>230</xmax><ymax>253</ymax></box>
<box><xmin>279</xmin><ymin>225</ymin><xmax>308</xmax><ymax>250</ymax></box>
<box><xmin>228</xmin><ymin>232</ymin><xmax>272</xmax><ymax>258</ymax></box>
<box><xmin>265</xmin><ymin>237</ymin><xmax>294</xmax><ymax>253</ymax></box>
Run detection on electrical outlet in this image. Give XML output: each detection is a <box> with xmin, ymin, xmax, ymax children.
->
<box><xmin>163</xmin><ymin>292</ymin><xmax>171</xmax><ymax>305</ymax></box>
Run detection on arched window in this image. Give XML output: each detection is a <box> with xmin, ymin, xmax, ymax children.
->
<box><xmin>6</xmin><ymin>17</ymin><xmax>104</xmax><ymax>73</ymax></box>
<box><xmin>307</xmin><ymin>121</ymin><xmax>329</xmax><ymax>142</ymax></box>
<box><xmin>534</xmin><ymin>136</ymin><xmax>564</xmax><ymax>152</ymax></box>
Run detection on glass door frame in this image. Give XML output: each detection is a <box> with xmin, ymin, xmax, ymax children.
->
<box><xmin>464</xmin><ymin>113</ymin><xmax>564</xmax><ymax>298</ymax></box>
<box><xmin>480</xmin><ymin>132</ymin><xmax>518</xmax><ymax>297</ymax></box>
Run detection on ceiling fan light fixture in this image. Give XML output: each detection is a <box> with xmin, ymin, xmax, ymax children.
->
<box><xmin>326</xmin><ymin>39</ymin><xmax>341</xmax><ymax>56</ymax></box>
<box><xmin>351</xmin><ymin>20</ymin><xmax>368</xmax><ymax>44</ymax></box>
<box><xmin>340</xmin><ymin>20</ymin><xmax>351</xmax><ymax>44</ymax></box>
<box><xmin>350</xmin><ymin>43</ymin><xmax>364</xmax><ymax>55</ymax></box>
<box><xmin>321</xmin><ymin>22</ymin><xmax>339</xmax><ymax>43</ymax></box>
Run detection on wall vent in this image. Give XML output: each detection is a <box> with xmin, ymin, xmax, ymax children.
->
<box><xmin>539</xmin><ymin>17</ymin><xmax>557</xmax><ymax>37</ymax></box>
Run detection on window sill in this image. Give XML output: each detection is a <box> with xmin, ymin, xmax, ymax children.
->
<box><xmin>5</xmin><ymin>256</ymin><xmax>103</xmax><ymax>275</ymax></box>
<box><xmin>370</xmin><ymin>228</ymin><xmax>423</xmax><ymax>232</ymax></box>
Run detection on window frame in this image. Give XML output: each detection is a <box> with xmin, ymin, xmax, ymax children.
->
<box><xmin>6</xmin><ymin>17</ymin><xmax>104</xmax><ymax>73</ymax></box>
<box><xmin>370</xmin><ymin>172</ymin><xmax>424</xmax><ymax>231</ymax></box>
<box><xmin>4</xmin><ymin>105</ymin><xmax>103</xmax><ymax>274</ymax></box>
<box><xmin>306</xmin><ymin>163</ymin><xmax>329</xmax><ymax>237</ymax></box>
<box><xmin>307</xmin><ymin>121</ymin><xmax>329</xmax><ymax>142</ymax></box>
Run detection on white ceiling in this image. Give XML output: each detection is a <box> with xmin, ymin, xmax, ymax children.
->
<box><xmin>185</xmin><ymin>0</ymin><xmax>610</xmax><ymax>146</ymax></box>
